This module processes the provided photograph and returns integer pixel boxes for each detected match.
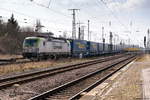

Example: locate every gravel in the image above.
[0,54,124,79]
[0,56,129,100]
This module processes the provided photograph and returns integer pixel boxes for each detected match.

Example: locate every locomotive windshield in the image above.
[24,39,39,47]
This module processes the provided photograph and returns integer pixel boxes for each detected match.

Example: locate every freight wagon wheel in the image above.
[43,55,48,60]
[54,55,58,60]
[51,55,57,60]
[30,58,39,61]
[36,54,43,61]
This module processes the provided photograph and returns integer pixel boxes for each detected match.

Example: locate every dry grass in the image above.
[0,54,122,76]
[0,58,90,76]
[0,54,21,59]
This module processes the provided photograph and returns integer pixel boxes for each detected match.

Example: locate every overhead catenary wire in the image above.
[29,0,73,33]
[105,0,134,42]
[0,0,72,26]
[0,7,72,32]
[47,0,52,8]
[113,0,133,28]
[77,0,109,24]
[97,0,130,32]
[30,0,71,19]
[1,1,130,35]
[29,0,125,34]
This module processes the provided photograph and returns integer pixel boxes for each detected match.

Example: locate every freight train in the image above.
[22,36,140,59]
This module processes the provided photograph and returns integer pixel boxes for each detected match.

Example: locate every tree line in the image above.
[0,14,39,54]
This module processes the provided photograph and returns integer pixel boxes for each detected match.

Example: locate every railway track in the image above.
[0,57,26,62]
[28,55,137,100]
[0,54,129,89]
[0,53,123,66]
[0,57,31,66]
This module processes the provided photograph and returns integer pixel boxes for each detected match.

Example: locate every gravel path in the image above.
[99,54,150,100]
[0,56,128,100]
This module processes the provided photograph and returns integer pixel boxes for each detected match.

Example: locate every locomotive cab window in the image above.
[24,39,39,47]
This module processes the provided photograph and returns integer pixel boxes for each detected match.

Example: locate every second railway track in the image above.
[0,53,126,66]
[0,57,31,66]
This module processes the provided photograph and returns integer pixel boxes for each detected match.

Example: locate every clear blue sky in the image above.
[0,0,149,46]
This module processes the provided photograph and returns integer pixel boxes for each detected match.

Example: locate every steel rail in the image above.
[0,57,31,66]
[0,54,128,89]
[69,56,136,100]
[28,55,136,100]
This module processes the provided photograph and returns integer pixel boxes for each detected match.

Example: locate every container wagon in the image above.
[87,41,99,56]
[69,39,87,57]
[98,43,104,55]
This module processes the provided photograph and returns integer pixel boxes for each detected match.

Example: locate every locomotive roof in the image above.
[25,36,69,43]
[25,37,45,40]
